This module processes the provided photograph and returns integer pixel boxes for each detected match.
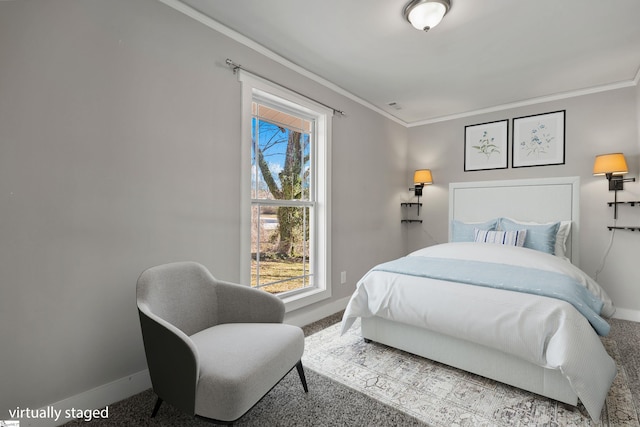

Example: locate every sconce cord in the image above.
[421,225,439,246]
[594,220,616,281]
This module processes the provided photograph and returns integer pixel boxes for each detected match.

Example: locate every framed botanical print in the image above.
[512,110,565,168]
[464,119,508,171]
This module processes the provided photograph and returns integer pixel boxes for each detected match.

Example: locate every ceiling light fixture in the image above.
[403,0,451,32]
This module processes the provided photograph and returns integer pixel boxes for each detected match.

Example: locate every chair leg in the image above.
[296,360,308,392]
[151,397,163,418]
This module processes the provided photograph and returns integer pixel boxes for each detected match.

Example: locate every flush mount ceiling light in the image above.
[403,0,451,32]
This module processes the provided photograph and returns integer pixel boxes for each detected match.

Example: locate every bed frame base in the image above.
[361,316,578,406]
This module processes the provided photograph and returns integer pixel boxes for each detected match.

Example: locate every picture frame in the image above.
[464,119,508,171]
[512,110,565,168]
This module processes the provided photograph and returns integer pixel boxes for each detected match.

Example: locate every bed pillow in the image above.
[499,218,560,255]
[474,229,527,247]
[450,219,498,242]
[554,221,572,258]
[499,218,571,258]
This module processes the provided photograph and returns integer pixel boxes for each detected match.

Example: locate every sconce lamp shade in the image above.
[593,153,628,176]
[414,169,433,185]
[403,0,451,32]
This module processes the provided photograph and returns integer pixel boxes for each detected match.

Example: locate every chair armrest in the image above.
[138,303,199,414]
[215,280,285,324]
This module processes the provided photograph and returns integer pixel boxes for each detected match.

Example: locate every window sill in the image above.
[281,286,331,313]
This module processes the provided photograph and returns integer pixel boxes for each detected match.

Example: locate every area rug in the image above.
[302,319,639,427]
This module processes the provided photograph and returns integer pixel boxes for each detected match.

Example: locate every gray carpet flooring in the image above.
[63,312,640,426]
[607,317,640,419]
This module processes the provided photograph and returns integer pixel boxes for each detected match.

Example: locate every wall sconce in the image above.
[412,169,433,196]
[410,169,433,215]
[593,153,636,219]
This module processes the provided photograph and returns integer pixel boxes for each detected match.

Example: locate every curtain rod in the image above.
[225,58,346,117]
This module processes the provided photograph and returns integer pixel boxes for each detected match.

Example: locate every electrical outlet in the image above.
[340,271,347,284]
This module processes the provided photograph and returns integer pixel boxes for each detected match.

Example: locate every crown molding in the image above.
[407,79,638,127]
[156,0,405,126]
[158,0,638,129]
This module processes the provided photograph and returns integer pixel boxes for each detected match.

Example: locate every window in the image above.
[239,72,331,311]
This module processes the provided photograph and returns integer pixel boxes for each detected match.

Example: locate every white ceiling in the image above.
[174,0,640,125]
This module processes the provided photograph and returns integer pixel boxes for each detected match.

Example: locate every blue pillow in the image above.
[451,219,498,242]
[499,218,560,255]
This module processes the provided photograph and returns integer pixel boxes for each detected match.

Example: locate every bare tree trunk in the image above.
[256,145,282,199]
[276,132,302,256]
[255,130,303,257]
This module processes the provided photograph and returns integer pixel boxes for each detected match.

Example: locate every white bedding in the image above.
[340,242,617,421]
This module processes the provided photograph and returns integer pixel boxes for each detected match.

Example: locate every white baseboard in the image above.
[284,295,350,327]
[16,370,151,427]
[613,307,640,323]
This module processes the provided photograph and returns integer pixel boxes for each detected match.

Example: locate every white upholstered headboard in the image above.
[449,177,580,264]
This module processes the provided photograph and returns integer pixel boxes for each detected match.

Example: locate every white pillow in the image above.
[474,228,527,247]
[499,218,571,258]
[555,221,572,258]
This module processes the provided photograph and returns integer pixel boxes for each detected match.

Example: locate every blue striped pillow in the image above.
[474,228,527,247]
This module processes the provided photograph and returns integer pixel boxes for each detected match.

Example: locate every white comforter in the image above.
[341,242,616,421]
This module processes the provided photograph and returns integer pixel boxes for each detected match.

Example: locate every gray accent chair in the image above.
[136,261,308,425]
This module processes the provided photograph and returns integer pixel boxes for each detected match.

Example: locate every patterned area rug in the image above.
[303,319,639,426]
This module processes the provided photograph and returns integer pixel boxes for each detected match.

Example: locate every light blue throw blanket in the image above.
[373,256,610,336]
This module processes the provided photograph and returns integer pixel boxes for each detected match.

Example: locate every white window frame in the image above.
[239,71,331,311]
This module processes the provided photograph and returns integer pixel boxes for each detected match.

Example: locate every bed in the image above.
[340,177,616,421]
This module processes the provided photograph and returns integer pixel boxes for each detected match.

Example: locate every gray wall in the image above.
[637,80,640,151]
[407,87,640,315]
[0,0,406,413]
